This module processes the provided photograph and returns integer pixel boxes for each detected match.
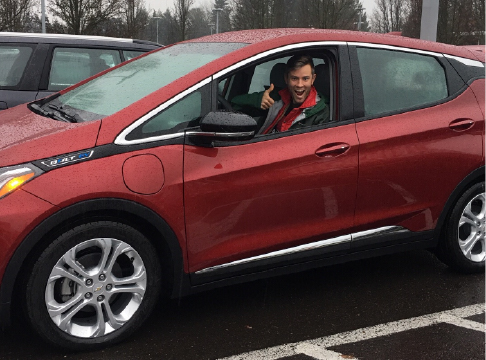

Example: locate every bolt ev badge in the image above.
[41,150,94,167]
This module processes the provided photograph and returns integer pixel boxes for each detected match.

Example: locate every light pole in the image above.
[213,8,222,34]
[356,7,363,31]
[41,0,46,33]
[153,17,162,44]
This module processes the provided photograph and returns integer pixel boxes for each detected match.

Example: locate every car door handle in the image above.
[315,143,350,158]
[449,118,475,132]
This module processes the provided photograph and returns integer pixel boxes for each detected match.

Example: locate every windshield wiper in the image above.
[48,104,82,123]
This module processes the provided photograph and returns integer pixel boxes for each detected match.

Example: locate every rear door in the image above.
[351,44,484,249]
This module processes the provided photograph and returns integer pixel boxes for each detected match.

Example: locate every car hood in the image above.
[0,105,101,167]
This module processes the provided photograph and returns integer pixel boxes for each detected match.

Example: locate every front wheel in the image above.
[24,221,161,350]
[438,182,485,273]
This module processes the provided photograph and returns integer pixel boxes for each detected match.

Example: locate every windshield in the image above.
[52,42,246,120]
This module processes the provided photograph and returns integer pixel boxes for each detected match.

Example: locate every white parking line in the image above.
[218,303,485,360]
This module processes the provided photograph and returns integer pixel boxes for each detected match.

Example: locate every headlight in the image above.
[0,164,44,199]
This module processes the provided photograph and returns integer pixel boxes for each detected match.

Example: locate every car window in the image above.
[123,50,145,61]
[126,83,211,140]
[54,42,246,119]
[356,48,448,117]
[48,47,122,91]
[0,45,33,87]
[220,52,333,133]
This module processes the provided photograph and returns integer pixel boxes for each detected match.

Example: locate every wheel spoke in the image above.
[104,241,132,275]
[463,204,480,224]
[46,293,84,317]
[62,248,91,278]
[92,302,106,337]
[57,299,90,332]
[96,238,113,273]
[112,267,146,287]
[104,302,127,330]
[48,265,83,285]
[460,232,481,258]
[459,214,477,228]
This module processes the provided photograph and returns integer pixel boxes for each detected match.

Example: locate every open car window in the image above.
[217,50,335,135]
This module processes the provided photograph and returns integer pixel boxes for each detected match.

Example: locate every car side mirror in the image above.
[187,111,258,142]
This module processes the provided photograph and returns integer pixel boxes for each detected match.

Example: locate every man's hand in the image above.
[261,83,275,110]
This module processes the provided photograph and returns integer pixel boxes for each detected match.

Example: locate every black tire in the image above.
[437,182,485,273]
[24,221,161,351]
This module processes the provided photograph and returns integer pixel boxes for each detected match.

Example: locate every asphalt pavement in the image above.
[0,249,484,359]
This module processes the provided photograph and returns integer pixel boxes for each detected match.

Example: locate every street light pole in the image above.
[356,7,363,31]
[153,17,162,44]
[213,8,222,34]
[41,0,46,33]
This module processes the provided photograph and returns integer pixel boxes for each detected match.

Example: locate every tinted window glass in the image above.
[55,42,246,119]
[357,48,448,117]
[49,47,122,91]
[123,50,145,60]
[0,45,33,87]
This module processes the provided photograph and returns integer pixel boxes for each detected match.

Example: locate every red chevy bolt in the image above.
[0,29,483,350]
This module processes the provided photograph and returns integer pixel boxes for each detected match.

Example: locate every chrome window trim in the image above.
[185,130,255,138]
[195,226,408,275]
[444,54,484,68]
[114,77,211,145]
[213,41,346,80]
[116,42,345,146]
[351,42,443,57]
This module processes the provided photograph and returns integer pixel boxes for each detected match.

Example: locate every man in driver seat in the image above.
[261,54,329,133]
[233,54,329,134]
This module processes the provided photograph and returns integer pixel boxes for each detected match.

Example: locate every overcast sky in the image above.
[147,0,376,20]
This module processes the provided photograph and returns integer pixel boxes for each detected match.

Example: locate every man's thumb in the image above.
[268,83,274,92]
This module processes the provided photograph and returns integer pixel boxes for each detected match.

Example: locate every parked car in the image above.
[0,32,161,110]
[0,29,484,350]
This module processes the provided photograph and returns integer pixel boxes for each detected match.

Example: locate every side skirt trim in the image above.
[195,226,406,275]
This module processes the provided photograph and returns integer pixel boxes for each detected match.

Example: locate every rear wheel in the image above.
[25,221,161,350]
[438,182,485,273]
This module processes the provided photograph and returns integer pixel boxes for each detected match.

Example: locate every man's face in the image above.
[285,64,316,106]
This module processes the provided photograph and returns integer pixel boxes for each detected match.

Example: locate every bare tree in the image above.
[173,0,194,41]
[49,0,122,34]
[123,0,149,39]
[0,0,33,31]
[371,0,408,33]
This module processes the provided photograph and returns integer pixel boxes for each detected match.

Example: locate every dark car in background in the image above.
[0,32,161,110]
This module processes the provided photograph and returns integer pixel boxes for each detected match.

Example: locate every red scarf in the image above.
[263,86,318,134]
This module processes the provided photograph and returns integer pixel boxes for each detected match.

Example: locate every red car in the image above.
[0,29,484,350]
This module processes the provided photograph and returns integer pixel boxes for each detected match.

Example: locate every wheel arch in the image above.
[434,165,485,244]
[0,198,186,328]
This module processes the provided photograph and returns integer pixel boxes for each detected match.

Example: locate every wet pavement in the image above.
[0,249,484,359]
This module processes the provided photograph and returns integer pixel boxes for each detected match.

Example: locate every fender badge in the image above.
[41,150,94,168]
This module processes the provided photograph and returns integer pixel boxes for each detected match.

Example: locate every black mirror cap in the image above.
[200,111,258,133]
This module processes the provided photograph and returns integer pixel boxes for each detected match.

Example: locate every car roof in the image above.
[0,32,161,49]
[186,28,479,61]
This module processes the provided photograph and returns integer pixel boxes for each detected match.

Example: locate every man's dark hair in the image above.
[285,54,315,77]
